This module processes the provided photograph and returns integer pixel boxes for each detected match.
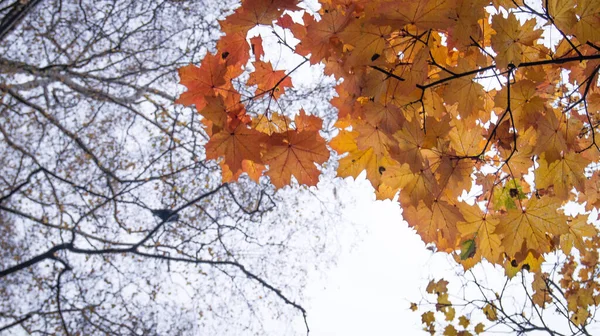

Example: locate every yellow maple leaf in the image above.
[445,306,456,321]
[571,307,590,327]
[495,197,568,256]
[474,323,485,334]
[251,112,291,135]
[437,293,452,311]
[532,272,552,308]
[535,152,588,199]
[491,13,543,68]
[483,304,497,321]
[457,202,503,265]
[494,79,546,131]
[448,119,486,157]
[422,311,435,325]
[330,128,359,155]
[573,0,600,44]
[426,278,449,294]
[560,215,598,254]
[444,325,458,336]
[504,250,544,278]
[442,58,486,119]
[547,0,577,35]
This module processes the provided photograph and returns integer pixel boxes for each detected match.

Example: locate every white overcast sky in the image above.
[302,177,433,335]
[298,176,600,336]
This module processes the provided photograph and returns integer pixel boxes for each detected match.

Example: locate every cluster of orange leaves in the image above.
[177,0,600,328]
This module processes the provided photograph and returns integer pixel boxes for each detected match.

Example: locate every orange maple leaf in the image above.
[373,0,455,32]
[205,123,265,174]
[294,109,322,132]
[262,129,329,188]
[295,4,354,64]
[392,117,425,172]
[220,0,300,34]
[338,18,393,67]
[360,100,406,135]
[382,162,439,208]
[247,61,293,99]
[403,199,463,252]
[217,31,251,67]
[355,119,397,157]
[250,35,265,60]
[177,53,241,110]
[200,93,247,128]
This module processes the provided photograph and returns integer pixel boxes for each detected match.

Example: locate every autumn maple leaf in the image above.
[247,61,293,99]
[177,53,242,110]
[495,197,569,256]
[263,129,329,188]
[457,202,503,265]
[491,13,543,68]
[205,123,265,174]
[219,0,300,34]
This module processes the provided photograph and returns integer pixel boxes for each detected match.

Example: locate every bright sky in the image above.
[297,177,600,336]
[287,175,467,336]
[303,178,432,335]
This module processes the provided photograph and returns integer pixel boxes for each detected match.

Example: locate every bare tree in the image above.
[0,1,343,335]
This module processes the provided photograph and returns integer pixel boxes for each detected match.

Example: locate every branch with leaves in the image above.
[176,0,600,332]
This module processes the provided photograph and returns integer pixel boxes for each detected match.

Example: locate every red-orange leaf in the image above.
[217,31,251,67]
[247,61,293,99]
[177,53,242,110]
[263,129,330,188]
[220,0,300,34]
[205,123,265,174]
[250,35,265,60]
[295,4,354,64]
[295,109,322,132]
